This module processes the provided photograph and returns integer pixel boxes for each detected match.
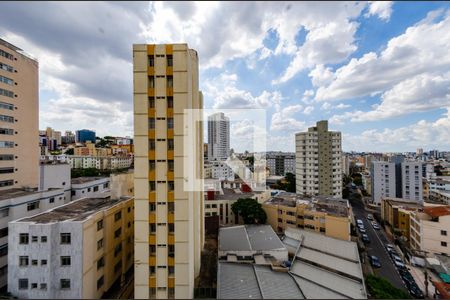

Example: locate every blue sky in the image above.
[0,1,449,153]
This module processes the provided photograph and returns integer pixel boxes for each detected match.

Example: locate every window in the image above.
[0,245,7,257]
[31,236,38,242]
[0,88,14,98]
[49,197,55,203]
[167,55,173,67]
[60,279,71,289]
[0,208,9,218]
[60,233,71,244]
[150,223,156,233]
[19,233,29,244]
[19,256,29,266]
[41,260,47,266]
[168,245,175,257]
[167,118,173,129]
[97,220,103,231]
[149,266,155,275]
[168,223,174,233]
[441,230,447,236]
[149,245,156,256]
[0,180,13,188]
[149,160,156,170]
[149,181,156,191]
[61,256,71,266]
[0,114,14,123]
[93,186,99,192]
[0,49,13,60]
[31,283,38,289]
[167,96,173,108]
[168,181,174,191]
[0,141,14,148]
[27,201,39,211]
[0,62,14,72]
[32,260,38,266]
[0,227,7,238]
[40,283,47,290]
[114,243,122,257]
[115,228,122,238]
[148,118,155,129]
[148,76,155,88]
[0,101,14,110]
[149,139,155,150]
[168,202,174,213]
[115,211,122,221]
[150,203,156,212]
[167,76,173,88]
[168,160,174,171]
[114,260,122,273]
[442,241,448,247]
[148,55,154,67]
[40,236,47,243]
[97,238,104,250]
[18,279,28,290]
[97,256,105,270]
[97,276,104,290]
[167,139,174,150]
[149,96,155,108]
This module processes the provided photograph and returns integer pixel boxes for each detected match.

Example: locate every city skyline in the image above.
[1,2,450,153]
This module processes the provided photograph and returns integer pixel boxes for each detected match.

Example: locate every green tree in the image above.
[366,275,411,299]
[284,172,296,193]
[231,198,267,224]
[64,148,74,155]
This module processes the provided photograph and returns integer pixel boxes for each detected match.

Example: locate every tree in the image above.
[366,274,411,299]
[231,198,267,224]
[284,172,296,193]
[64,148,74,155]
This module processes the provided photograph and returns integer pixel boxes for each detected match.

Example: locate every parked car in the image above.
[362,234,370,243]
[408,285,424,299]
[400,270,415,287]
[369,255,381,268]
[357,219,363,226]
[386,244,395,251]
[392,255,406,269]
[367,214,373,221]
[372,222,380,230]
[359,227,366,233]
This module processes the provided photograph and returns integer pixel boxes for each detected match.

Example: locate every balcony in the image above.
[168,191,174,202]
[148,108,156,117]
[167,171,174,181]
[149,170,156,180]
[149,192,156,202]
[148,150,155,160]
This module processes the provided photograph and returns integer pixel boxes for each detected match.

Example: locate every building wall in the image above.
[71,178,110,201]
[0,39,39,191]
[421,215,450,256]
[371,162,396,205]
[110,172,134,199]
[207,113,230,161]
[133,44,203,299]
[402,162,423,203]
[295,121,342,197]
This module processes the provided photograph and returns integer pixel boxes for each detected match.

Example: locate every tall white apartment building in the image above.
[295,120,342,197]
[207,112,229,161]
[402,161,423,203]
[371,161,396,205]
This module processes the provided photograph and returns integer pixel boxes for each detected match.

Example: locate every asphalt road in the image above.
[350,190,407,291]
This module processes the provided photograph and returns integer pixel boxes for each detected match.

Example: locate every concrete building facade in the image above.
[402,161,423,203]
[0,38,39,191]
[266,152,295,176]
[207,112,229,162]
[133,43,204,299]
[7,196,134,299]
[295,120,342,197]
[371,161,396,205]
[75,130,96,143]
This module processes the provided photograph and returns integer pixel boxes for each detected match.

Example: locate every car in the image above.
[356,219,363,226]
[372,223,380,230]
[400,271,416,287]
[367,214,373,221]
[362,234,370,243]
[392,255,406,269]
[408,285,424,299]
[359,227,366,233]
[369,255,381,268]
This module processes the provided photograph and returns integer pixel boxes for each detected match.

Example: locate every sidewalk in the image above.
[408,264,437,297]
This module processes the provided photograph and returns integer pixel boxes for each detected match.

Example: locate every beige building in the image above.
[381,197,422,241]
[0,38,39,191]
[133,44,204,299]
[410,205,450,256]
[8,196,134,299]
[295,120,342,197]
[262,192,352,241]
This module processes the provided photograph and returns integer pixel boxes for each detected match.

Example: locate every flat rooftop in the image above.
[0,188,60,201]
[383,197,422,208]
[219,225,286,252]
[17,196,131,223]
[215,188,257,200]
[71,177,108,184]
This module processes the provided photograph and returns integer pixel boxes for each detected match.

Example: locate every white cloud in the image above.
[335,103,351,109]
[271,105,306,131]
[343,108,450,152]
[309,64,335,87]
[315,10,450,102]
[303,106,314,115]
[365,1,393,21]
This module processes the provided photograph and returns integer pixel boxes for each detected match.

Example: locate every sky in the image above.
[1,1,449,153]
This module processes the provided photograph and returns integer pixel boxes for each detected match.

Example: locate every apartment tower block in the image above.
[133,44,204,299]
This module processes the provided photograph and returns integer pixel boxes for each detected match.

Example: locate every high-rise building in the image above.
[133,44,204,299]
[389,154,404,198]
[0,38,39,191]
[371,161,396,205]
[75,129,96,143]
[402,161,423,203]
[295,120,342,197]
[266,151,295,176]
[207,112,230,161]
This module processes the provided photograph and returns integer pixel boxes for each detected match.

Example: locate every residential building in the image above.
[8,196,134,299]
[62,131,75,145]
[362,173,371,195]
[389,155,404,198]
[67,155,132,170]
[71,177,110,200]
[342,154,350,175]
[0,38,39,191]
[283,228,367,299]
[266,151,295,176]
[262,192,352,241]
[410,206,450,256]
[430,190,450,204]
[207,112,229,161]
[75,129,96,143]
[371,161,396,205]
[133,43,204,299]
[381,197,422,241]
[204,161,234,181]
[417,148,424,156]
[295,120,342,197]
[402,161,423,203]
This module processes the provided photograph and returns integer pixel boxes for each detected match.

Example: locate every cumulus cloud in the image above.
[271,105,306,131]
[303,106,314,115]
[365,1,393,21]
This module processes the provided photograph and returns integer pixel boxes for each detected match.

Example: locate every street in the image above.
[350,189,407,291]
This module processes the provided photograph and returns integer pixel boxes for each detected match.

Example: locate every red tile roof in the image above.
[424,206,450,217]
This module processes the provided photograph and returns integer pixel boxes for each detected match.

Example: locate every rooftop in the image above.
[0,187,60,201]
[71,177,108,184]
[17,196,131,223]
[424,205,450,217]
[215,188,257,200]
[219,225,286,252]
[383,197,422,208]
[217,262,304,299]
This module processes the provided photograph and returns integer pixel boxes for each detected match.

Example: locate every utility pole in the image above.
[424,267,429,298]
